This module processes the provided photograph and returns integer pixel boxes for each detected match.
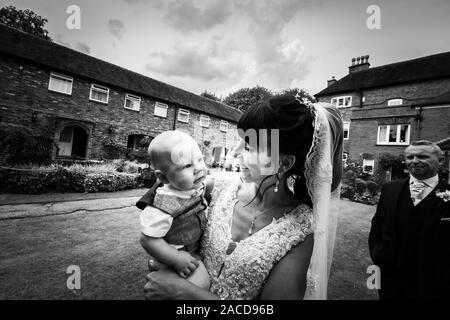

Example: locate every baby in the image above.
[136,131,212,289]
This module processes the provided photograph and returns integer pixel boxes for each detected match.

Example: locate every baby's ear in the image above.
[154,170,169,184]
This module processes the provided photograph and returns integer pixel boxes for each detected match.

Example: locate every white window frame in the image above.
[343,121,350,140]
[331,96,352,108]
[178,109,190,123]
[154,102,168,118]
[377,124,410,145]
[220,120,228,133]
[124,93,141,111]
[363,159,375,175]
[200,115,210,128]
[387,98,403,106]
[48,72,73,95]
[89,84,109,104]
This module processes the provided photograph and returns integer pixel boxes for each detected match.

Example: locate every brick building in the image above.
[0,24,241,165]
[315,53,450,182]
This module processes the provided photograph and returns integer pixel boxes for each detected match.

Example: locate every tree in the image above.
[0,5,52,41]
[223,86,272,113]
[223,86,316,112]
[200,91,221,102]
[272,88,315,103]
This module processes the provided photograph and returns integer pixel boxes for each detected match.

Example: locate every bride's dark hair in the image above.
[237,95,315,207]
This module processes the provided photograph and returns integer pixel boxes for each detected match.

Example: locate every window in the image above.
[89,84,109,104]
[127,134,148,150]
[48,73,73,95]
[331,96,352,108]
[377,124,410,145]
[154,102,168,118]
[343,122,350,140]
[220,120,228,132]
[387,99,403,106]
[363,159,375,175]
[124,94,141,111]
[200,115,210,128]
[178,109,190,123]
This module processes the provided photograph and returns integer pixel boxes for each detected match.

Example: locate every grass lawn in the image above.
[0,207,147,299]
[328,199,379,300]
[0,198,379,299]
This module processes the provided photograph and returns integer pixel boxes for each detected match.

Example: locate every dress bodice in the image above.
[200,172,314,300]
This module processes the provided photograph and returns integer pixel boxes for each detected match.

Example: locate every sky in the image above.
[2,0,450,98]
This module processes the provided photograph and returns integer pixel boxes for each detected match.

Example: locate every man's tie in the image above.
[410,181,427,201]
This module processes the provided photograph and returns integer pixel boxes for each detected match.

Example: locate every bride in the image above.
[144,95,343,300]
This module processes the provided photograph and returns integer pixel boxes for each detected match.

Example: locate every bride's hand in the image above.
[147,257,162,272]
[144,269,186,300]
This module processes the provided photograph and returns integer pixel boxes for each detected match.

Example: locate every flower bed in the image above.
[0,164,142,194]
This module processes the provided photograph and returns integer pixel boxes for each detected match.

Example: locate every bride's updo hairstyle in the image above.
[237,95,315,207]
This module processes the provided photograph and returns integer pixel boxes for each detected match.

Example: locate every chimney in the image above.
[348,55,370,73]
[327,76,337,87]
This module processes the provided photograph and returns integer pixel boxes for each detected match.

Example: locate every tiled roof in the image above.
[437,137,450,150]
[0,23,242,122]
[316,51,450,97]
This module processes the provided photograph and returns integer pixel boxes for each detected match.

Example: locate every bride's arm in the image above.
[144,268,220,300]
[259,234,314,300]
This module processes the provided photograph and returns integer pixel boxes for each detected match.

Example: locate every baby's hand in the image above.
[173,251,199,278]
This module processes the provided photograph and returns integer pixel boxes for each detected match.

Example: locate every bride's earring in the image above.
[274,173,280,193]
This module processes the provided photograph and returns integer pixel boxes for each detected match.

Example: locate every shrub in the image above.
[83,172,139,192]
[0,163,141,194]
[366,180,379,196]
[355,178,367,194]
[343,169,357,184]
[0,123,43,164]
[0,167,58,194]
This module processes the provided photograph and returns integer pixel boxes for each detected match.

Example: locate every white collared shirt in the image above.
[409,174,439,206]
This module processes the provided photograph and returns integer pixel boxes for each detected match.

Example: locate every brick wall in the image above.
[0,55,238,161]
[317,77,450,171]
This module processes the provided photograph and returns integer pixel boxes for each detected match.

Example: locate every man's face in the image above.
[404,145,441,180]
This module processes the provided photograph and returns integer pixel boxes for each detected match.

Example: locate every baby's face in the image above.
[163,140,207,191]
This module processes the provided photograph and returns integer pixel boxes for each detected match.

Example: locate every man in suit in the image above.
[369,140,450,299]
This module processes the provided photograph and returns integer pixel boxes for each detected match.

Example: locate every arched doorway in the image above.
[58,126,88,158]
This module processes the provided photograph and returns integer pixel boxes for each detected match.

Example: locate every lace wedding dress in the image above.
[200,172,314,300]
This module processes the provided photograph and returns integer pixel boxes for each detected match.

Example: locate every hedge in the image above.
[0,166,141,194]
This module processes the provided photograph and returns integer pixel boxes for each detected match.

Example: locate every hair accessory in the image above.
[294,93,314,109]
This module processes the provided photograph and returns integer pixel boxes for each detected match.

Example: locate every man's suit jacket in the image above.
[368,177,450,299]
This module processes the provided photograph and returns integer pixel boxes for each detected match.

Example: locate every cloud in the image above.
[160,0,232,32]
[108,19,125,39]
[76,42,90,54]
[145,36,245,91]
[228,0,312,91]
